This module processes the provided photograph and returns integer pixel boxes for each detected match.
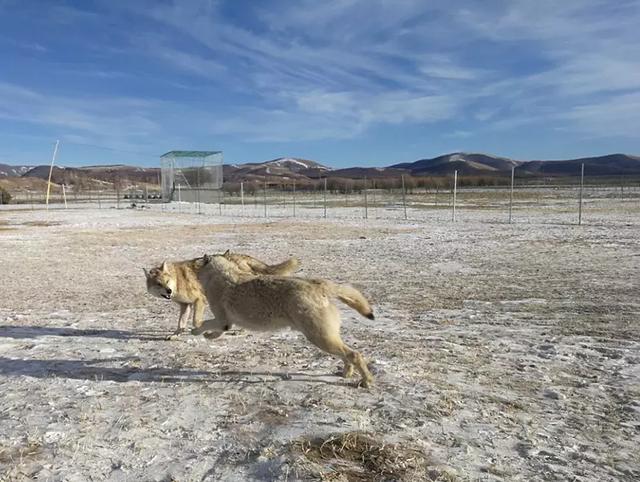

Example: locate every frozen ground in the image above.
[0,202,638,481]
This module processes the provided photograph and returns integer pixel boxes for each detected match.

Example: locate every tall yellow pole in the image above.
[46,140,60,209]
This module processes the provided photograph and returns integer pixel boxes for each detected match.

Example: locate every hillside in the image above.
[389,152,640,177]
[0,163,33,177]
[326,167,408,179]
[22,164,160,187]
[224,157,330,183]
[390,153,520,175]
[1,153,639,196]
[519,154,640,176]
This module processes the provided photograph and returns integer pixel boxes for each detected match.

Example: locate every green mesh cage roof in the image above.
[160,150,222,158]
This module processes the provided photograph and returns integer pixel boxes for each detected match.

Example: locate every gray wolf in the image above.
[192,252,375,387]
[144,252,300,339]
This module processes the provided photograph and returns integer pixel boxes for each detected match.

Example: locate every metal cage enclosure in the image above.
[160,150,223,203]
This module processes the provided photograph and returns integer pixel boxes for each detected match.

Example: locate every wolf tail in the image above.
[329,283,375,320]
[263,257,300,275]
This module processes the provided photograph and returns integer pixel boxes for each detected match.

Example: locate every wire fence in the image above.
[3,173,639,226]
[1,140,638,225]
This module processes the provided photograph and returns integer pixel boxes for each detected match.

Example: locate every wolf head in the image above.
[143,261,175,300]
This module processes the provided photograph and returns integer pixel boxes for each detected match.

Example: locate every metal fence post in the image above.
[313,183,317,210]
[578,163,584,225]
[452,170,458,222]
[372,179,376,217]
[508,166,515,224]
[282,183,286,212]
[401,175,407,220]
[363,177,368,220]
[240,182,245,216]
[323,178,327,218]
[292,179,296,218]
[264,178,268,218]
[196,166,201,215]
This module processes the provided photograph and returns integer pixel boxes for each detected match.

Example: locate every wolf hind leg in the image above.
[342,363,355,378]
[191,298,206,329]
[303,312,373,388]
[191,317,228,338]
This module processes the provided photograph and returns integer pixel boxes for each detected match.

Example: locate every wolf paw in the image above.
[357,378,373,389]
[340,365,355,378]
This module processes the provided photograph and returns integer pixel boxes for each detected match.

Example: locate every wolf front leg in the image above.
[166,303,192,340]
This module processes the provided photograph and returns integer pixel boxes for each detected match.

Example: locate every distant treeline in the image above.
[219,173,640,195]
[222,175,521,195]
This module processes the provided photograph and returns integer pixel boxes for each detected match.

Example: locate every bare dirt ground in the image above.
[0,201,638,481]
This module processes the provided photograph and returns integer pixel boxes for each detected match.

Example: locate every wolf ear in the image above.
[160,260,168,272]
[223,249,230,257]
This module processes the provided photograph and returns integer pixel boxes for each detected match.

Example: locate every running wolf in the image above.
[144,252,299,339]
[192,252,375,387]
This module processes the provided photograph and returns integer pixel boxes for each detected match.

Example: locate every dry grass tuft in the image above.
[0,439,43,479]
[290,431,452,481]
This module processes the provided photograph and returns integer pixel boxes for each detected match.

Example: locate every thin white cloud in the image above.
[3,0,640,151]
[561,92,640,138]
[130,0,640,142]
[0,81,164,151]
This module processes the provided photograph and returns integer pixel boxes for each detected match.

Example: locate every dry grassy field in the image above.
[0,199,638,481]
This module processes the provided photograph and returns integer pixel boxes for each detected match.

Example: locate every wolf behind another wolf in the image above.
[144,252,299,339]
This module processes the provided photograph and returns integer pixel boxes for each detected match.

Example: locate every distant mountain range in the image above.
[224,157,329,182]
[0,163,32,177]
[2,153,639,191]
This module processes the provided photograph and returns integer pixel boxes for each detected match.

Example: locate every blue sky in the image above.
[1,0,639,167]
